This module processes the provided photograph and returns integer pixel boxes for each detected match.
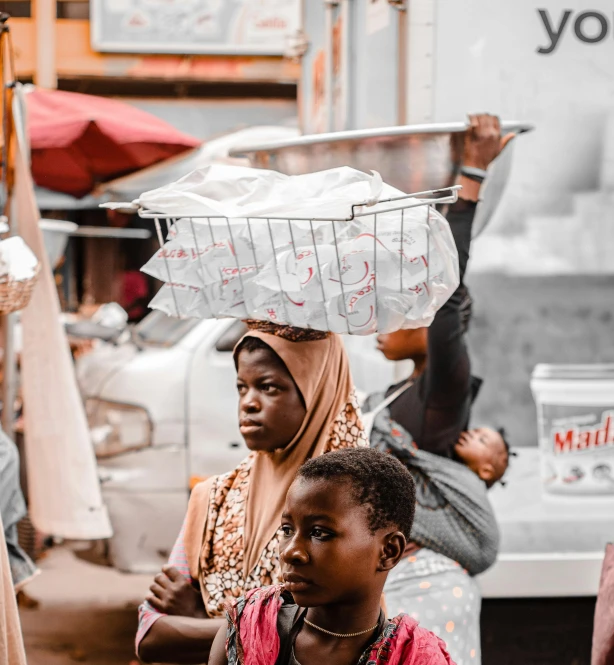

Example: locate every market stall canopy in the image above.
[25,88,200,197]
[96,125,299,202]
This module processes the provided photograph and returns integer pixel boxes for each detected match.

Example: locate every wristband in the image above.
[460,166,487,183]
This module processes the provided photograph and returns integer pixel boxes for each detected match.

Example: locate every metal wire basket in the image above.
[138,186,460,335]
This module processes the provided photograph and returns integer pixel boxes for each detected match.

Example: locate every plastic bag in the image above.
[139,165,459,335]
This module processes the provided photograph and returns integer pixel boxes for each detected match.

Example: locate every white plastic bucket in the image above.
[531,364,614,496]
[40,219,78,269]
[0,218,78,268]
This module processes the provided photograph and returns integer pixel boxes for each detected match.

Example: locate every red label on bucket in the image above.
[553,411,614,454]
[539,404,614,495]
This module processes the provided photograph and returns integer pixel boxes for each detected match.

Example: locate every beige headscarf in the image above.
[184,330,367,616]
[0,515,27,665]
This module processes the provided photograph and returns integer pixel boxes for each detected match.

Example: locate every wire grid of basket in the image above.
[139,186,460,334]
[0,263,40,315]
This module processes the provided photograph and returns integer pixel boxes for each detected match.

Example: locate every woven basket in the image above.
[0,263,40,315]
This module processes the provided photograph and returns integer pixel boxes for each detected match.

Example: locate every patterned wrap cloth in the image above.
[243,320,329,342]
[363,393,499,576]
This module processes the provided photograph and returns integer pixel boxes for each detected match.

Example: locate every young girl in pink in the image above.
[209,448,454,665]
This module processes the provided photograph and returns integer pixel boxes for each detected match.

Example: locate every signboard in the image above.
[331,11,346,131]
[90,0,300,55]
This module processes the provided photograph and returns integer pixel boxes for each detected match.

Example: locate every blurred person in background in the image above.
[364,115,514,665]
[373,115,513,479]
[107,208,155,322]
[0,428,38,592]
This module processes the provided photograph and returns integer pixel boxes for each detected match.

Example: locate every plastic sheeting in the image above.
[15,88,112,540]
[138,164,460,334]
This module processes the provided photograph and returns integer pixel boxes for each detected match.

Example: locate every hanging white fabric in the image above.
[14,85,112,540]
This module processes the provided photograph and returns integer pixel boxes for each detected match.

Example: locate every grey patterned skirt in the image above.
[0,433,38,589]
[383,548,482,665]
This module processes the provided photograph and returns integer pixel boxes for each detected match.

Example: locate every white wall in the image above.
[429,0,614,270]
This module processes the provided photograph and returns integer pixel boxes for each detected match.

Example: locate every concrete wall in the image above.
[466,274,614,447]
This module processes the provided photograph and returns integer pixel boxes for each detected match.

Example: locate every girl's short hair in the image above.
[297,448,416,539]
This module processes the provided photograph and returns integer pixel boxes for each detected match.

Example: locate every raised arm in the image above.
[427,114,507,383]
[408,116,513,454]
[420,198,475,402]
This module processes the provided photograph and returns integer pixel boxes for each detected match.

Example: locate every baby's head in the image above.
[454,427,511,487]
[280,448,416,608]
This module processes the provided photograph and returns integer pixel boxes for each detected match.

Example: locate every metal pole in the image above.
[1,316,16,436]
[0,17,15,437]
[397,3,408,125]
[1,198,18,437]
[405,0,436,123]
[296,0,306,133]
[338,0,351,131]
[34,0,57,89]
[323,0,337,133]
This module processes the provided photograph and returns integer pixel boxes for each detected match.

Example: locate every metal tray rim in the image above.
[229,121,535,156]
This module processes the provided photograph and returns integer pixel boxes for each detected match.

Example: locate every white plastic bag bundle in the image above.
[0,237,38,282]
[139,165,459,335]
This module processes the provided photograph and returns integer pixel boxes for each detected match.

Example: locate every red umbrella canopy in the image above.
[26,88,200,197]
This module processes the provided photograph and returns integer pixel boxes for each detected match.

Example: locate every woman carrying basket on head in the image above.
[364,114,516,665]
[136,324,367,664]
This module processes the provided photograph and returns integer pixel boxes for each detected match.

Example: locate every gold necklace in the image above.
[303,617,379,639]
